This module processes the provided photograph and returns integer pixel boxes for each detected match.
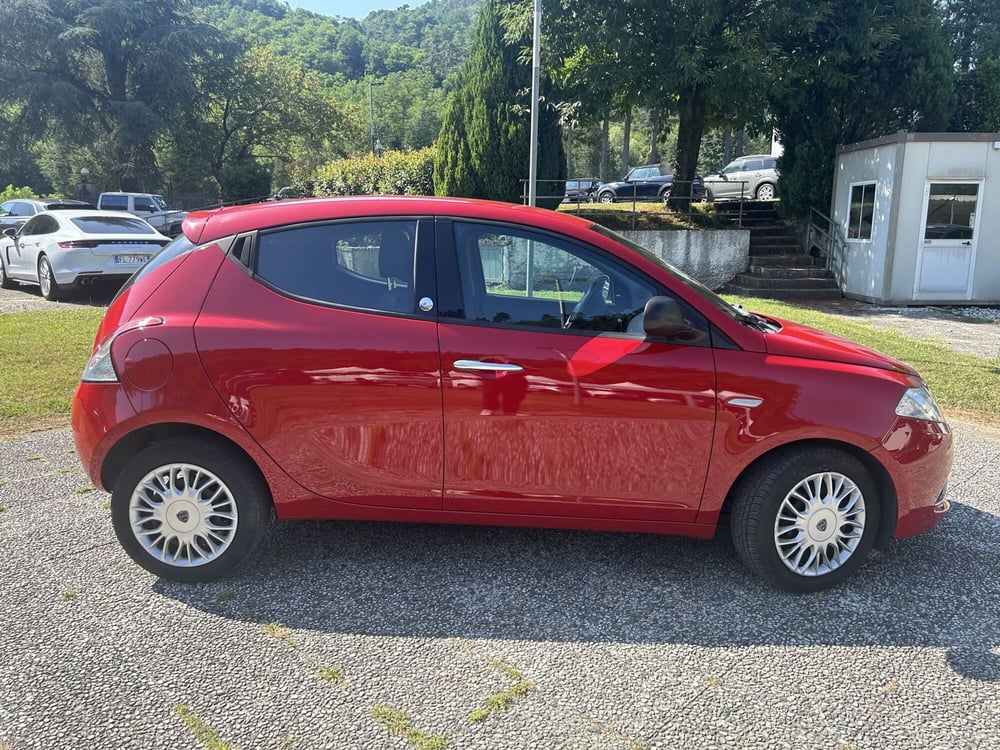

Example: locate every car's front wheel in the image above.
[730,447,879,592]
[0,258,14,289]
[37,255,62,301]
[111,437,272,582]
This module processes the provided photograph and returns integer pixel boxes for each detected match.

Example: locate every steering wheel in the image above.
[564,274,610,328]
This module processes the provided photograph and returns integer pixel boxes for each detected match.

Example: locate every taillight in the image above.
[58,240,99,249]
[81,316,165,383]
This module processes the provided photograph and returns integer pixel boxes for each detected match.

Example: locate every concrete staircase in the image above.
[718,203,842,301]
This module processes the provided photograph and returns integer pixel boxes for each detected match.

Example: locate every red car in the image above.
[71,197,952,592]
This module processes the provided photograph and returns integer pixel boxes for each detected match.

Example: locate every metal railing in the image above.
[807,206,848,285]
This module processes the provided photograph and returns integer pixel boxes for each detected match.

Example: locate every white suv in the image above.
[703,154,779,201]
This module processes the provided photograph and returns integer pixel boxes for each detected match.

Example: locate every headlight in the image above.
[895,386,945,423]
[81,316,164,383]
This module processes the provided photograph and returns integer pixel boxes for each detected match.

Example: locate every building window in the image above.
[848,182,875,240]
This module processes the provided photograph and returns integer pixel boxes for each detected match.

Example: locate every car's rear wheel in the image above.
[0,258,14,289]
[598,192,615,204]
[730,447,879,593]
[111,437,272,582]
[755,183,776,201]
[37,255,62,301]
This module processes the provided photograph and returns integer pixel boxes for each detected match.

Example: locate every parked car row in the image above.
[564,154,780,204]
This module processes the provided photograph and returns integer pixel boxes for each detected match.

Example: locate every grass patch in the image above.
[727,296,1000,420]
[371,705,448,750]
[468,659,535,723]
[317,666,345,684]
[261,622,291,641]
[175,705,232,750]
[59,590,80,601]
[0,307,103,432]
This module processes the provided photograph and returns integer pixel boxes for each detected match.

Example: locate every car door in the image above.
[8,214,54,279]
[195,218,445,510]
[436,219,718,522]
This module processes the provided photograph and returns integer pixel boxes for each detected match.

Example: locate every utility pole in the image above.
[527,0,541,206]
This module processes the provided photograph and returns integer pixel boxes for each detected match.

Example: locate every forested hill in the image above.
[194,0,480,84]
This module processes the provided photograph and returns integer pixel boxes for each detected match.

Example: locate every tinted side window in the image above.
[764,157,777,169]
[133,197,155,212]
[453,222,660,334]
[256,220,417,313]
[746,159,765,171]
[0,201,14,216]
[11,202,36,216]
[21,215,59,235]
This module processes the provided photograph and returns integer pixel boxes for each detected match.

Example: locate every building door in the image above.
[914,181,982,300]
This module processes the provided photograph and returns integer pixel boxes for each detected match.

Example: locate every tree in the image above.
[0,0,225,190]
[162,46,353,200]
[542,1,773,202]
[434,0,565,203]
[769,0,955,215]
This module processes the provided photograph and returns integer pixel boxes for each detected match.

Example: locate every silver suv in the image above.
[703,154,778,201]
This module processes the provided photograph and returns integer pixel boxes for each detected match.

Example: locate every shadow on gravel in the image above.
[154,502,999,683]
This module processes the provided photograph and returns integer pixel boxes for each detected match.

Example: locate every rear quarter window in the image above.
[71,216,158,234]
[100,196,129,211]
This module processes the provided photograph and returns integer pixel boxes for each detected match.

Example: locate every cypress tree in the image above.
[434,0,565,204]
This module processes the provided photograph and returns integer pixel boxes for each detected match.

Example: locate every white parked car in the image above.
[97,192,187,237]
[0,210,170,300]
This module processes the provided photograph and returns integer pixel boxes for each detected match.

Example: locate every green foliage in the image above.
[0,185,38,201]
[310,148,435,197]
[769,0,955,216]
[0,0,227,190]
[220,160,272,202]
[434,0,565,202]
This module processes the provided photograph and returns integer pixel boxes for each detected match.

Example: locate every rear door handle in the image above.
[454,359,524,373]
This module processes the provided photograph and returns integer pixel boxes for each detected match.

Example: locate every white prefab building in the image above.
[828,131,1000,304]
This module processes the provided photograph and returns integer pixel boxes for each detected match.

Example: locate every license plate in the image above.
[114,254,150,265]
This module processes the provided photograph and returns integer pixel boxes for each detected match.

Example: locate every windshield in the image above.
[586,223,745,322]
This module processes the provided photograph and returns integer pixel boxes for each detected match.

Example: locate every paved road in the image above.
[0,421,997,749]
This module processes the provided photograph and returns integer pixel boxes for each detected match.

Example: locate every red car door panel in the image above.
[196,222,443,509]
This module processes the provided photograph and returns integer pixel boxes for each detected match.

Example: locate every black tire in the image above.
[598,191,615,204]
[111,436,273,582]
[38,255,62,301]
[0,258,14,289]
[730,447,880,593]
[659,187,672,203]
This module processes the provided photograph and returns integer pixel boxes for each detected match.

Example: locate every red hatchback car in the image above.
[72,197,952,592]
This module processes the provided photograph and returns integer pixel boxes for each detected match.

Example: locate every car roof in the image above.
[182,196,598,246]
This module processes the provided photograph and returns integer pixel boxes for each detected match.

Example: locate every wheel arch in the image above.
[720,438,897,548]
[100,422,272,507]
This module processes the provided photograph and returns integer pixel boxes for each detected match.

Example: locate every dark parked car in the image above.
[595,164,706,203]
[73,196,952,592]
[0,198,94,234]
[563,179,599,203]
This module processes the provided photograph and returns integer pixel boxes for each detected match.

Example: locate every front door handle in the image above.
[962,241,972,246]
[454,359,524,373]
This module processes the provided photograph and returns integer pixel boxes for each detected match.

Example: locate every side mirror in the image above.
[642,296,690,338]
[3,226,18,238]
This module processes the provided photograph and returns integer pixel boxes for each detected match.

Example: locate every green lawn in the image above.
[0,307,104,435]
[1,300,997,438]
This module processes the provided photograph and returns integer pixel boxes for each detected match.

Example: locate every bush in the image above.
[0,185,39,202]
[309,148,435,197]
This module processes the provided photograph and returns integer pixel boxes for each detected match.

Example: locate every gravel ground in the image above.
[0,423,997,749]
